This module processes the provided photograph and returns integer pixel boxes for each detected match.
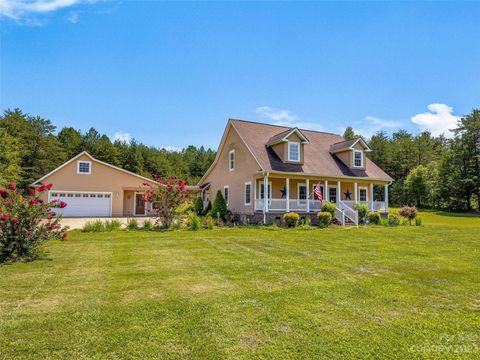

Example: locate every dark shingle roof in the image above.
[329,138,363,153]
[230,119,392,181]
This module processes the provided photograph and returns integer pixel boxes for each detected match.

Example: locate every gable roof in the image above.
[229,119,392,181]
[31,151,158,186]
[330,137,371,153]
[266,127,309,146]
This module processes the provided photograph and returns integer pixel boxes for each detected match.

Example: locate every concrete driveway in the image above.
[61,217,157,230]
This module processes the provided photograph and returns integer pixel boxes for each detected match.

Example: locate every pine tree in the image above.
[211,190,227,220]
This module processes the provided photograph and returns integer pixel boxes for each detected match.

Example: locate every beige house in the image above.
[32,152,158,217]
[198,119,393,225]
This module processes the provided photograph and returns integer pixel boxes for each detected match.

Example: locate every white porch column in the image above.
[370,183,374,211]
[324,180,328,202]
[263,175,268,224]
[337,180,341,204]
[286,178,290,212]
[384,184,389,213]
[264,175,269,213]
[306,178,310,212]
[354,182,358,203]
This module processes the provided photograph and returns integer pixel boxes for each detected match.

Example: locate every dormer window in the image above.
[229,150,235,171]
[288,141,300,162]
[353,150,363,168]
[77,161,91,174]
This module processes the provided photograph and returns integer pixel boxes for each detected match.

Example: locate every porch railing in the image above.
[254,199,324,212]
[254,198,386,213]
[342,200,387,212]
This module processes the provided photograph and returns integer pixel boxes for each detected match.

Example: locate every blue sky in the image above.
[1,1,479,150]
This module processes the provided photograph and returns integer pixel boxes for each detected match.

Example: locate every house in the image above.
[198,119,393,225]
[32,151,160,217]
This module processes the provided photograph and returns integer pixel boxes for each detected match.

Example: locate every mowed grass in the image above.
[0,212,479,359]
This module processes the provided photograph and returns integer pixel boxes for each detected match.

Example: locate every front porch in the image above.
[253,175,389,225]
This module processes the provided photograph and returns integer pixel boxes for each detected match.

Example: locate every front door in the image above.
[135,193,145,215]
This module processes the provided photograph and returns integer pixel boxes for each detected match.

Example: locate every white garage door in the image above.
[49,191,112,217]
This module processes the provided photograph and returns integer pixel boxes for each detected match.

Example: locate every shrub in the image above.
[194,197,204,215]
[187,212,201,231]
[317,211,332,228]
[211,190,227,220]
[203,200,212,216]
[127,218,138,230]
[388,213,400,226]
[399,206,418,225]
[354,203,368,224]
[104,219,122,231]
[283,212,300,228]
[144,176,189,228]
[81,219,105,232]
[321,202,336,218]
[367,211,381,225]
[204,215,215,230]
[415,217,422,226]
[143,219,153,230]
[378,217,389,226]
[0,183,68,262]
[302,216,312,227]
[176,201,193,214]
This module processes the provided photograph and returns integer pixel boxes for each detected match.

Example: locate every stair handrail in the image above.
[338,200,358,226]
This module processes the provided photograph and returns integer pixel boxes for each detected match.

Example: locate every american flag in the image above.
[314,182,323,202]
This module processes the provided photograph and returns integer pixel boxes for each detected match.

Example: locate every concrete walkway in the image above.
[61,217,157,230]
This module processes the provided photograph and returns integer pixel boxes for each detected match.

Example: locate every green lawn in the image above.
[1,212,479,359]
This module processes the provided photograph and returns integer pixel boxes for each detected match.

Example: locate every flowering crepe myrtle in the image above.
[0,183,69,261]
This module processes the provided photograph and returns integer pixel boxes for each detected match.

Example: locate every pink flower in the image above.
[36,199,44,204]
[38,184,46,192]
[171,175,176,179]
[142,182,152,187]
[28,188,36,196]
[0,215,8,221]
[11,217,19,224]
[45,184,53,190]
[0,190,7,199]
[7,183,16,190]
[59,201,67,209]
[29,200,36,206]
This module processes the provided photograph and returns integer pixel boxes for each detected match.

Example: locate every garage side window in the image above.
[77,161,91,174]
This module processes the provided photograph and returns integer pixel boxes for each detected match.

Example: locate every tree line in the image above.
[344,108,479,211]
[0,108,216,188]
[1,107,478,211]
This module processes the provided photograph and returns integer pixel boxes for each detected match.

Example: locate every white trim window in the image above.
[259,181,272,200]
[224,185,229,205]
[288,141,300,162]
[77,160,91,174]
[244,182,251,206]
[229,149,235,171]
[359,187,368,202]
[353,150,363,168]
[329,186,337,203]
[298,183,307,200]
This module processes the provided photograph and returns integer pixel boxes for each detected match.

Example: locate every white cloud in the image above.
[0,0,99,20]
[162,145,181,153]
[349,115,404,138]
[67,10,79,23]
[411,103,460,138]
[256,106,298,123]
[112,132,131,143]
[256,106,325,132]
